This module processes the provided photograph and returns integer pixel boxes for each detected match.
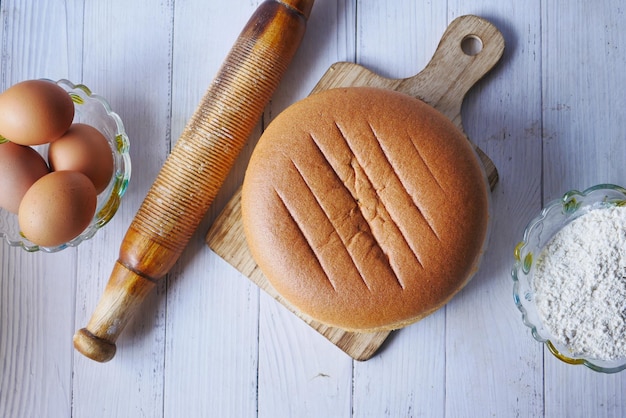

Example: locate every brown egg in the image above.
[18,171,97,247]
[0,141,50,213]
[0,79,75,145]
[48,123,114,193]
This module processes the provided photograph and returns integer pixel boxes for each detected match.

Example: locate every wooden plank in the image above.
[0,2,83,417]
[542,0,626,415]
[443,2,545,417]
[257,291,354,418]
[162,1,260,417]
[70,1,172,417]
[255,3,359,417]
[350,2,449,415]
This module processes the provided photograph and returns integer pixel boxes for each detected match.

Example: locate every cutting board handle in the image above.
[310,15,504,189]
[399,15,505,128]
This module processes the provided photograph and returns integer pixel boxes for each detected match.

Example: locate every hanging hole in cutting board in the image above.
[461,34,483,56]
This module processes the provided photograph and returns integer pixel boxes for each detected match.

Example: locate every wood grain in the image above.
[206,14,504,361]
[3,1,626,417]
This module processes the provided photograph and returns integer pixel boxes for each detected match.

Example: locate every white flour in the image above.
[533,205,626,361]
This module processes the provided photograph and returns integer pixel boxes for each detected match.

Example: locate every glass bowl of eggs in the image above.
[0,79,131,252]
[512,184,626,373]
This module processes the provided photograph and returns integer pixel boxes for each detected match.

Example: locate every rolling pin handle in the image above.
[74,261,157,362]
[73,328,117,363]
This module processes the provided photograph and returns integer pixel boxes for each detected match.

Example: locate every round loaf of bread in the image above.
[241,87,490,332]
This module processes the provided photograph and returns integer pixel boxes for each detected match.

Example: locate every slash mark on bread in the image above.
[273,186,338,292]
[333,120,425,278]
[366,121,442,243]
[288,151,380,292]
[405,127,445,193]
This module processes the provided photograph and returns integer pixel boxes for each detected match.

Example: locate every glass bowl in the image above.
[512,184,626,373]
[0,79,131,252]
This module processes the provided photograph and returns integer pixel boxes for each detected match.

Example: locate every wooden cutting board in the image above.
[205,15,504,361]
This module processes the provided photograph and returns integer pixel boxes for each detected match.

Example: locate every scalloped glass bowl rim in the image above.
[512,183,626,373]
[0,78,131,252]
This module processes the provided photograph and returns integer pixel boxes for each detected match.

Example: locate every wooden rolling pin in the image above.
[73,0,315,362]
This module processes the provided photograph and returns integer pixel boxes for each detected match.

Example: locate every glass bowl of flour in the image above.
[513,184,626,373]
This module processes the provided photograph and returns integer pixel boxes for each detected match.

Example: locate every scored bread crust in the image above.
[241,87,490,332]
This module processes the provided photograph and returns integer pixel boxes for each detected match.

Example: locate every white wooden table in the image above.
[2,0,626,417]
